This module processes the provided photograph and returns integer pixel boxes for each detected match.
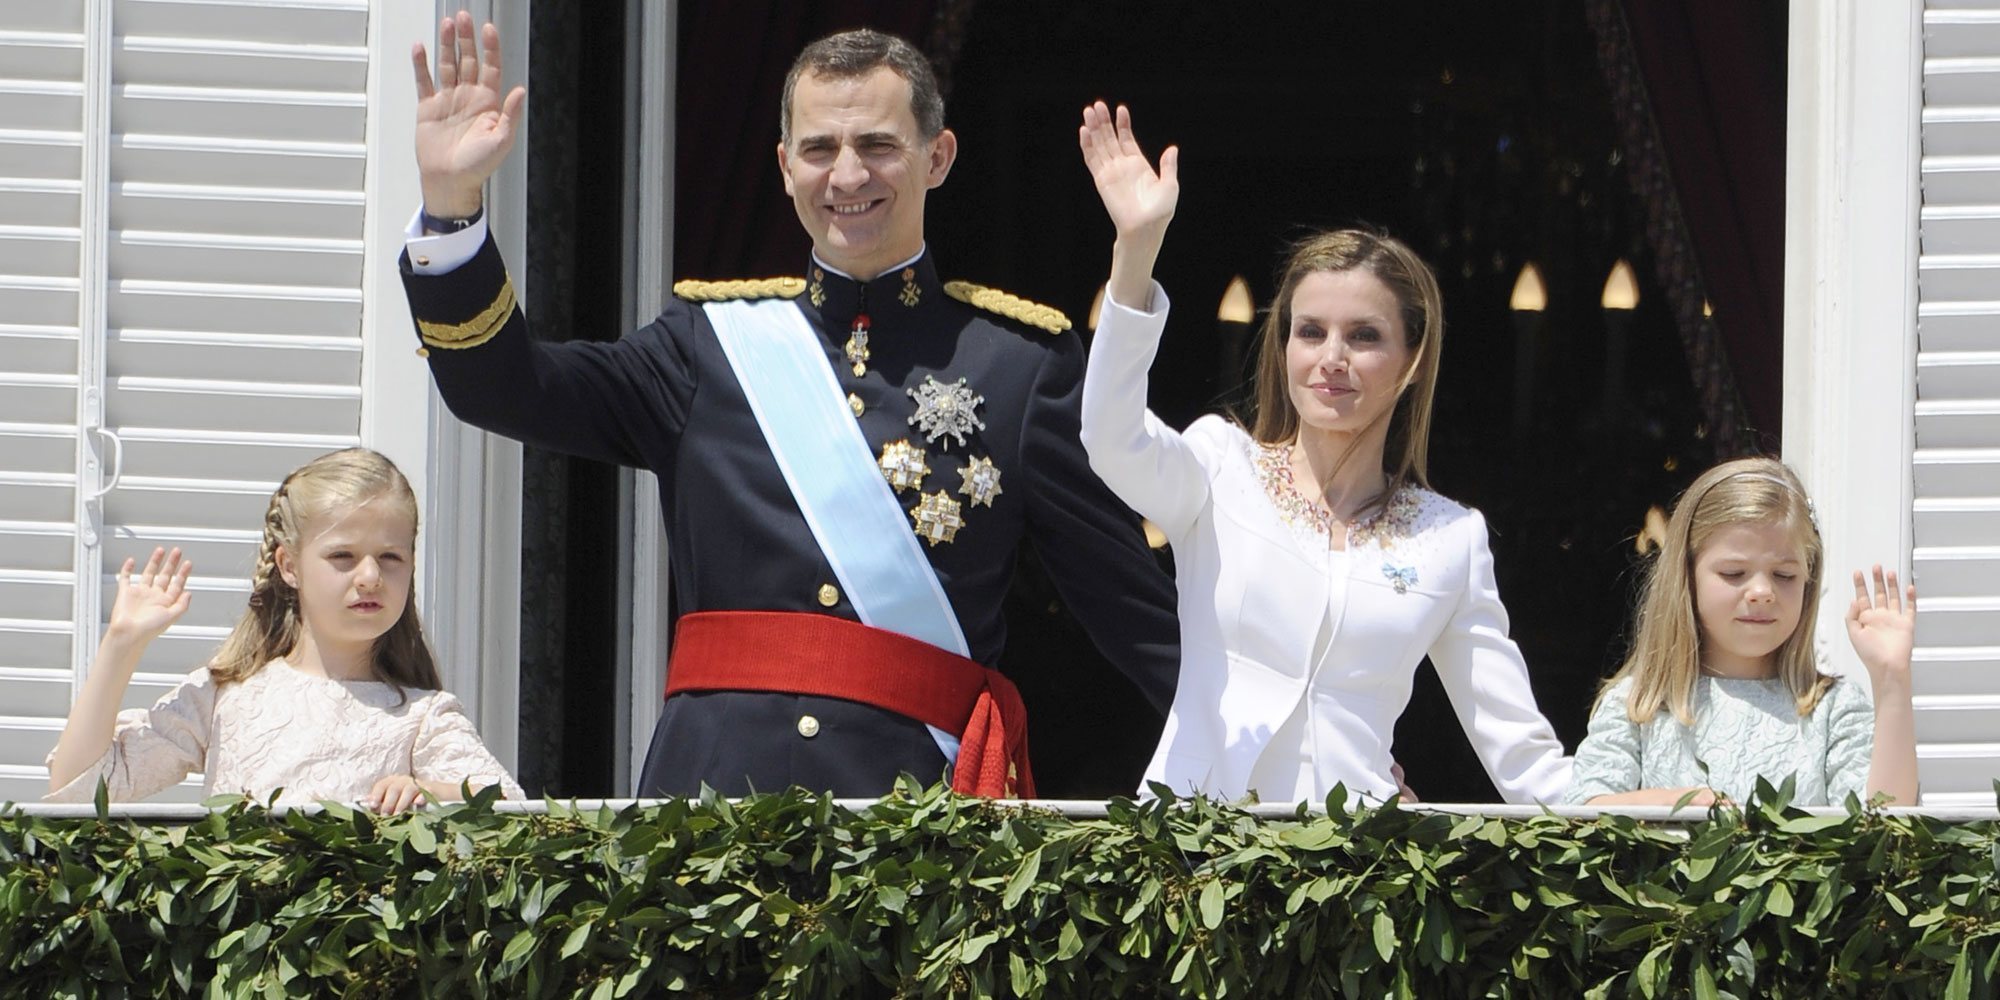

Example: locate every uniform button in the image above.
[796,715,820,738]
[414,255,431,267]
[847,393,865,417]
[817,583,840,607]
[414,347,430,358]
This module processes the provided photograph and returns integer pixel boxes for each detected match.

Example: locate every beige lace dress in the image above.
[45,658,524,806]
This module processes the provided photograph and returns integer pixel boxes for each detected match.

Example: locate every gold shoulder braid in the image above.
[673,277,807,302]
[418,277,517,351]
[943,281,1071,335]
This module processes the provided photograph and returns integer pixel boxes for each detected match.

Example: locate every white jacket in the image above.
[1080,285,1572,804]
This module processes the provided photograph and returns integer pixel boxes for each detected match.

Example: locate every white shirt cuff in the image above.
[404,208,488,275]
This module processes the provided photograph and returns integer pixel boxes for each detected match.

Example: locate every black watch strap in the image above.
[421,204,484,234]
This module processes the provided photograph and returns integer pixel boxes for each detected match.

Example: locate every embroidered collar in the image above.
[1251,441,1421,547]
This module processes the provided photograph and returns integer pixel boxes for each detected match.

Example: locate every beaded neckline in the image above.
[1251,442,1421,547]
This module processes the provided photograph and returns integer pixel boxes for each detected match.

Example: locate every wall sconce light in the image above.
[1217,276,1255,324]
[1509,262,1546,443]
[1601,258,1638,422]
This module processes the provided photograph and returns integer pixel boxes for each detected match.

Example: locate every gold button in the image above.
[414,347,430,358]
[796,715,820,738]
[816,583,839,606]
[415,255,431,267]
[847,393,864,417]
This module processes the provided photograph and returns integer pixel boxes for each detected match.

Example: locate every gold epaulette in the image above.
[673,277,807,302]
[418,277,517,351]
[943,281,1071,335]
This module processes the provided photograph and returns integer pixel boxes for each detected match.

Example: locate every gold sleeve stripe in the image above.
[942,281,1071,335]
[418,279,517,350]
[673,277,807,301]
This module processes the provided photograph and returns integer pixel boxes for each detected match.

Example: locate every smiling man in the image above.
[397,16,1178,798]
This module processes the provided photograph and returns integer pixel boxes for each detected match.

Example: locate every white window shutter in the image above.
[1916,2,2000,807]
[0,1,87,803]
[0,0,372,804]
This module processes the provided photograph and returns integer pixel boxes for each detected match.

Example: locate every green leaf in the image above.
[1765,881,1794,918]
[959,931,999,964]
[1003,847,1041,908]
[501,930,537,966]
[560,922,593,960]
[1199,879,1225,931]
[407,820,437,855]
[1372,910,1396,963]
[1692,956,1718,1000]
[1944,942,1972,1000]
[1057,920,1083,961]
[1776,815,1848,835]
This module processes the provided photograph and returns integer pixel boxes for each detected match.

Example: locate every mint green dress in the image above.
[1563,674,1875,806]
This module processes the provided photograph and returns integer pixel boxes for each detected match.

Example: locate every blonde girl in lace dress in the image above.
[46,448,522,812]
[1076,103,1570,805]
[1564,458,1919,807]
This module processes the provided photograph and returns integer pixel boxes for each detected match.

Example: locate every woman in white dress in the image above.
[1076,103,1570,804]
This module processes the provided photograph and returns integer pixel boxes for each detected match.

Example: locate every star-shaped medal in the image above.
[907,375,986,448]
[911,490,964,546]
[877,439,930,493]
[957,456,1003,508]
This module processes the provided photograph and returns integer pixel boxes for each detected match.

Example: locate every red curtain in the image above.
[1618,0,1788,446]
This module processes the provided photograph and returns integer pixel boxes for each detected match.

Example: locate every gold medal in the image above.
[911,490,965,546]
[957,456,1003,508]
[878,439,930,493]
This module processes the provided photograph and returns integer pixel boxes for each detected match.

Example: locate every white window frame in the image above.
[358,0,528,771]
[1782,0,1922,690]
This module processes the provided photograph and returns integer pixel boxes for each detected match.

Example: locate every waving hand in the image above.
[1079,102,1178,311]
[410,11,526,218]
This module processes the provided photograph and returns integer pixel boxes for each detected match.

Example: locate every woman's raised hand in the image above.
[1846,565,1916,686]
[409,11,526,218]
[1079,102,1179,248]
[107,547,193,646]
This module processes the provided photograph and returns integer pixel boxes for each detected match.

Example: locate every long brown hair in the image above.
[1244,228,1445,517]
[209,448,442,696]
[1601,457,1832,724]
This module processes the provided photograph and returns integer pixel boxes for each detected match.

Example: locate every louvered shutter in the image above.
[0,0,370,804]
[0,1,88,803]
[1916,0,2000,808]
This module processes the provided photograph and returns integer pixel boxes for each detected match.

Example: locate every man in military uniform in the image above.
[402,13,1178,797]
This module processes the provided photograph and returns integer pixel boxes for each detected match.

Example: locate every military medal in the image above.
[845,312,871,376]
[808,267,826,309]
[878,439,930,493]
[899,266,921,307]
[957,456,1002,508]
[907,375,985,448]
[911,490,964,546]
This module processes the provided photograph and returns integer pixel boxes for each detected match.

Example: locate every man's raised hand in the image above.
[410,11,525,219]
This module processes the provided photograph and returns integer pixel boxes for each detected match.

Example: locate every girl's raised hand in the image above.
[106,547,193,645]
[1078,101,1179,246]
[1846,565,1916,683]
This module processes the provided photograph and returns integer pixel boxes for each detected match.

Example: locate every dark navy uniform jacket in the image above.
[401,236,1180,797]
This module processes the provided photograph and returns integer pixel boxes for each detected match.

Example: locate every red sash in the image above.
[663,611,1035,798]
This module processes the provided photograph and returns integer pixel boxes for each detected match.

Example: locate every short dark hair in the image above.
[780,28,945,145]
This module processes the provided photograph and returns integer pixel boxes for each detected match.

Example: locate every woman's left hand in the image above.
[1078,101,1178,247]
[366,774,431,815]
[1845,565,1915,686]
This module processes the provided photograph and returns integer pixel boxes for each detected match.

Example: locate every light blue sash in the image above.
[705,299,970,758]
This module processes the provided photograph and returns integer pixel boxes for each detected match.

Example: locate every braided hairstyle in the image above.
[209,448,442,696]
